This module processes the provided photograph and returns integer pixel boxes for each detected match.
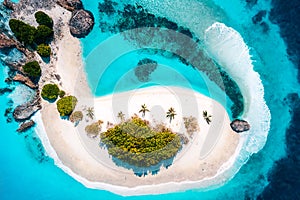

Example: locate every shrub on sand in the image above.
[23,61,41,78]
[37,44,51,57]
[41,84,60,101]
[85,120,103,137]
[56,96,78,116]
[69,111,83,123]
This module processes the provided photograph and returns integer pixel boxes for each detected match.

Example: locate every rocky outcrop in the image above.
[69,9,94,38]
[230,119,250,133]
[13,73,38,89]
[17,120,35,132]
[3,0,16,10]
[13,94,42,121]
[56,0,94,38]
[57,0,83,11]
[0,33,16,49]
[0,33,33,57]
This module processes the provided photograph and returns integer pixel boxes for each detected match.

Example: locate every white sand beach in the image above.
[33,5,241,196]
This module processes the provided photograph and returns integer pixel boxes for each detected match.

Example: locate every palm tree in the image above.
[166,107,176,123]
[86,107,94,120]
[139,104,150,117]
[203,110,212,124]
[117,111,125,122]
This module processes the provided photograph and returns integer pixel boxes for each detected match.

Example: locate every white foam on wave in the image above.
[204,22,271,154]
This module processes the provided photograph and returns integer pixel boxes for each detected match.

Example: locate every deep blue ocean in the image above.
[1,0,300,199]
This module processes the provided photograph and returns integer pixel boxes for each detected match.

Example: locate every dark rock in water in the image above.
[4,107,13,117]
[17,120,35,133]
[57,0,83,11]
[3,0,16,10]
[13,94,42,121]
[134,58,158,82]
[13,73,38,89]
[0,87,13,95]
[230,119,250,133]
[252,10,267,24]
[4,107,13,123]
[5,77,13,84]
[24,134,48,163]
[69,9,94,38]
[246,0,258,7]
[260,21,270,33]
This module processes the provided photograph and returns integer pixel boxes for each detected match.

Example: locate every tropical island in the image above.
[0,0,254,196]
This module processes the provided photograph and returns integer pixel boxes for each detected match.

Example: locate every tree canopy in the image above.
[34,25,53,44]
[56,96,78,116]
[9,19,36,45]
[22,61,41,78]
[41,84,60,101]
[37,44,51,57]
[100,116,181,167]
[35,11,53,28]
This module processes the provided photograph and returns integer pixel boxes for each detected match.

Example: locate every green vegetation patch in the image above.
[23,61,41,78]
[35,25,53,44]
[35,11,53,28]
[41,84,60,101]
[37,44,51,57]
[9,19,36,45]
[100,116,181,167]
[56,96,78,117]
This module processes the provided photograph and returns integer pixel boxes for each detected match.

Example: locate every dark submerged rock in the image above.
[17,120,35,132]
[69,9,94,38]
[252,10,267,24]
[246,0,258,7]
[0,87,13,95]
[230,119,250,133]
[13,94,42,121]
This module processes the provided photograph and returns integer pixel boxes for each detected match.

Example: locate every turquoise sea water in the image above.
[1,0,299,199]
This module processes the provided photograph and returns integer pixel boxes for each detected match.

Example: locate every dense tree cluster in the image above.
[56,96,77,117]
[9,19,36,45]
[9,11,54,60]
[41,84,60,101]
[35,11,53,28]
[100,116,181,167]
[23,61,41,78]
